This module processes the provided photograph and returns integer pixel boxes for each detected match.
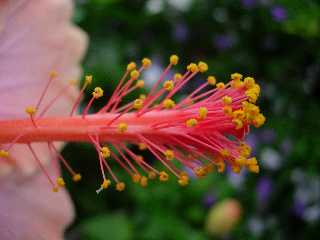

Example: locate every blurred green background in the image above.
[64,0,320,239]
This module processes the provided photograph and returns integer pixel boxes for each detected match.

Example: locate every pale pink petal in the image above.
[0,0,88,239]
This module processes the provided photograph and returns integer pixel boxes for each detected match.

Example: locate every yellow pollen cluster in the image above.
[92,87,104,98]
[25,106,36,115]
[163,80,174,91]
[207,75,216,86]
[216,161,226,173]
[127,62,136,71]
[194,167,206,177]
[136,79,145,88]
[186,118,198,127]
[116,182,126,191]
[163,99,176,109]
[187,63,199,73]
[132,173,141,183]
[138,143,147,150]
[220,149,230,158]
[159,171,169,181]
[49,71,58,79]
[148,171,157,179]
[101,179,111,189]
[216,82,225,89]
[130,70,140,80]
[72,173,82,182]
[232,118,243,129]
[198,61,208,73]
[0,150,9,158]
[231,73,243,81]
[198,107,208,120]
[164,149,175,160]
[56,177,65,187]
[142,58,152,68]
[117,122,128,133]
[174,73,183,81]
[101,146,111,158]
[139,94,146,100]
[170,54,179,65]
[133,99,144,110]
[85,75,93,85]
[234,156,260,174]
[178,174,189,186]
[222,95,232,105]
[140,176,148,187]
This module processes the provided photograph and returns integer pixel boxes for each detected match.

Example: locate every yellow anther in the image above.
[235,157,246,166]
[85,75,93,85]
[245,90,258,103]
[186,118,198,127]
[130,70,140,80]
[138,143,147,150]
[233,110,245,120]
[116,182,126,191]
[127,62,136,71]
[216,82,225,89]
[223,106,233,116]
[231,165,241,174]
[136,79,145,88]
[148,171,157,180]
[139,94,146,100]
[198,107,208,120]
[216,161,226,173]
[52,187,59,192]
[246,157,258,166]
[101,179,111,189]
[132,173,141,183]
[49,71,58,78]
[163,99,176,109]
[92,87,104,98]
[207,76,217,86]
[239,143,251,158]
[178,175,189,186]
[220,149,230,158]
[25,106,36,115]
[244,77,255,89]
[194,167,206,177]
[198,61,208,73]
[159,171,169,181]
[117,122,128,133]
[252,113,266,128]
[187,63,199,73]
[231,79,244,89]
[248,164,260,173]
[56,177,65,187]
[174,73,183,81]
[142,58,152,68]
[0,150,9,158]
[72,173,82,182]
[133,99,144,110]
[231,73,243,81]
[140,176,148,187]
[163,80,174,91]
[170,54,179,65]
[222,96,232,105]
[164,149,175,161]
[232,118,243,129]
[100,146,111,158]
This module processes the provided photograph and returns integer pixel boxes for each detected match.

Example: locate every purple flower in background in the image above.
[280,138,292,156]
[203,194,216,208]
[293,199,305,218]
[256,177,273,204]
[213,34,236,51]
[241,0,257,9]
[270,5,287,22]
[173,22,188,42]
[259,129,276,144]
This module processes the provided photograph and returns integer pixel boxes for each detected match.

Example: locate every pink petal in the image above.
[0,0,88,239]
